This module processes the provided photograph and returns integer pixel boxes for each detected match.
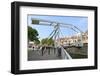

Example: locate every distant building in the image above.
[28,41,34,48]
[28,41,40,50]
[57,31,88,47]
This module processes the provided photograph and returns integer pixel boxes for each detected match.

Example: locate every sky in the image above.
[28,15,88,40]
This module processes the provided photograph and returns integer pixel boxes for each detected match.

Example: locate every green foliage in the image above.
[34,40,40,45]
[41,38,54,46]
[28,26,39,43]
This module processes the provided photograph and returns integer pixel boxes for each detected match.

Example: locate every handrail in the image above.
[60,45,72,59]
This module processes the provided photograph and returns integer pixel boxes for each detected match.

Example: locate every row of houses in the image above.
[57,31,88,47]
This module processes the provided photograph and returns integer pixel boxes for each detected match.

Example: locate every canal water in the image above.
[65,46,88,59]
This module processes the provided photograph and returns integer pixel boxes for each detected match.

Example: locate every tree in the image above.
[34,39,40,45]
[41,38,48,45]
[28,26,40,44]
[47,38,54,46]
[41,38,54,46]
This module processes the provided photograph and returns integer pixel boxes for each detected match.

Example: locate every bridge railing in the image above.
[60,46,72,59]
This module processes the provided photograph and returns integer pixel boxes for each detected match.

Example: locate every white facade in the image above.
[57,32,88,47]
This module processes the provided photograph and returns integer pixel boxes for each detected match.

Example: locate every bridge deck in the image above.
[28,49,62,61]
[28,46,88,61]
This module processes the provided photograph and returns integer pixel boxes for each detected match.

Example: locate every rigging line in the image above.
[59,28,64,38]
[53,30,58,39]
[55,30,60,39]
[48,29,55,39]
[48,23,58,38]
[74,26,83,33]
[54,25,60,40]
[70,27,79,33]
[59,24,79,33]
[50,27,58,39]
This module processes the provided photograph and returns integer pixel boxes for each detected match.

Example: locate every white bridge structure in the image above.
[31,18,83,59]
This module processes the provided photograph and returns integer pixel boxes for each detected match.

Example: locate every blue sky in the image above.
[28,15,88,40]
